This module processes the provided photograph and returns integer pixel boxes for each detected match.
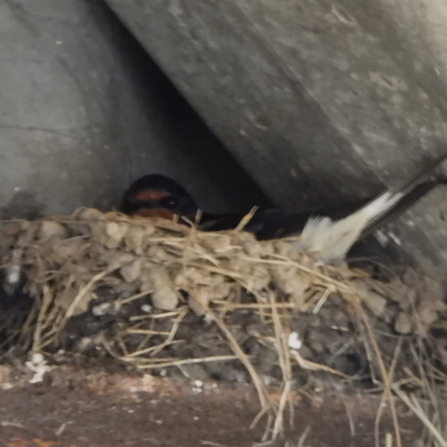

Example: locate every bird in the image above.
[120,174,198,220]
[120,154,447,262]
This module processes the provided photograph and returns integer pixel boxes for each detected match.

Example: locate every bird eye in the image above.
[160,195,179,210]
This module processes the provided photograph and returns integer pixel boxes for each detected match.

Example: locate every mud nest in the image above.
[1,208,447,442]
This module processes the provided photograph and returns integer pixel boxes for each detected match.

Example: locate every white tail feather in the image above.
[290,153,447,262]
[295,190,404,262]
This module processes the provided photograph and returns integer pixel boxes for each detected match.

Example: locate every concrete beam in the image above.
[0,0,266,221]
[105,0,447,281]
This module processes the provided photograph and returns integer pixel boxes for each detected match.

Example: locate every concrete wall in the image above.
[3,0,447,280]
[105,0,447,280]
[0,0,267,220]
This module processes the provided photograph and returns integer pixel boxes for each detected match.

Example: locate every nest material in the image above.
[1,208,447,443]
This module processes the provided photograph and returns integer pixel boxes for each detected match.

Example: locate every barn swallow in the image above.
[120,154,447,262]
[120,174,199,220]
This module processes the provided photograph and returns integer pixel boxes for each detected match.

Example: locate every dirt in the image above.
[0,365,422,447]
[16,277,444,391]
[0,281,440,446]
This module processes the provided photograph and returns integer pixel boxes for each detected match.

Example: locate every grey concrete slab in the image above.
[105,0,447,281]
[0,0,267,221]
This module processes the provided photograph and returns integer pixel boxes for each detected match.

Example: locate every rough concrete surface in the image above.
[105,0,447,281]
[0,0,267,221]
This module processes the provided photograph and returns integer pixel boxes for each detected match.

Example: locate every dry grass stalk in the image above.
[349,295,402,447]
[0,209,446,443]
[393,386,447,447]
[210,312,273,417]
[269,292,293,440]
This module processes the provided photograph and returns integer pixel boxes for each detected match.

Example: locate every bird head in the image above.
[120,174,199,220]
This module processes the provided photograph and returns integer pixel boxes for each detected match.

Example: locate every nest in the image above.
[1,208,447,444]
